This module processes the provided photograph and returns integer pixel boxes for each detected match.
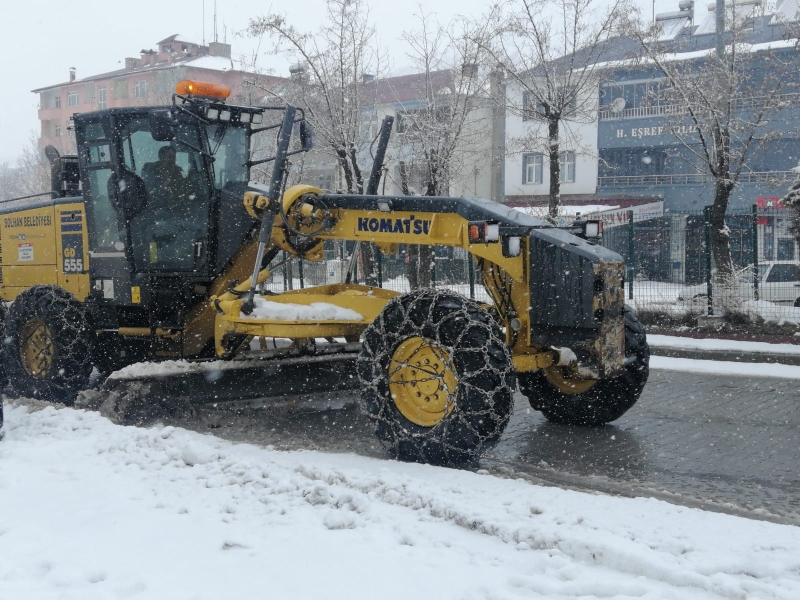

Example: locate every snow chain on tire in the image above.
[0,301,7,390]
[518,305,649,426]
[358,289,515,464]
[4,285,93,404]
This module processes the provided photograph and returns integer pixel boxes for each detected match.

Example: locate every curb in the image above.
[649,346,800,366]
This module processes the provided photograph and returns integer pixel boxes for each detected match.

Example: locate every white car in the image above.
[679,261,800,306]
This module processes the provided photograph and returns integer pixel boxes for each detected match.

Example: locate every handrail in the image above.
[598,171,797,187]
[598,92,800,121]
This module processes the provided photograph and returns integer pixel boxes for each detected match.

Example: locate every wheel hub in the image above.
[19,318,55,379]
[388,336,457,427]
[543,366,597,395]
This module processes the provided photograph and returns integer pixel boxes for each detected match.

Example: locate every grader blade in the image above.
[85,349,361,426]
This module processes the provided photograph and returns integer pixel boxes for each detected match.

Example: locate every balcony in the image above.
[598,93,800,121]
[598,171,797,187]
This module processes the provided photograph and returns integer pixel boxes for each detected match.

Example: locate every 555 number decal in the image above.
[61,233,84,273]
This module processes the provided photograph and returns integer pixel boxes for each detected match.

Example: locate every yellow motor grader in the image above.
[0,80,648,463]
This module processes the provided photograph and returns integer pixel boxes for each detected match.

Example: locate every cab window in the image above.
[119,117,213,272]
[207,124,248,189]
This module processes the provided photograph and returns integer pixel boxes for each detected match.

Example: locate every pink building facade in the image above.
[33,35,285,153]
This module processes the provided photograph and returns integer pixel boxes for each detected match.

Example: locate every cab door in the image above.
[75,115,133,304]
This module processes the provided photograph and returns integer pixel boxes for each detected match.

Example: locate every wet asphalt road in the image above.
[176,366,800,526]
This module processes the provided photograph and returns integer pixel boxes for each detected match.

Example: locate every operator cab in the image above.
[75,82,260,279]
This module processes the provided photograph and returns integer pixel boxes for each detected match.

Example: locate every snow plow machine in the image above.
[0,80,649,463]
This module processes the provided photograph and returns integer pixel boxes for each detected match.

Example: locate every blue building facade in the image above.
[594,1,799,213]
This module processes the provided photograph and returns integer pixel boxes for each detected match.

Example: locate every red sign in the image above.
[756,197,785,210]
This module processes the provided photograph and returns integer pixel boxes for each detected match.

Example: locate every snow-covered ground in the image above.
[2,403,800,600]
[650,356,800,379]
[649,334,800,355]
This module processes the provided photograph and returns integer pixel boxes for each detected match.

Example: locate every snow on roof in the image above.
[369,70,454,104]
[591,37,797,71]
[512,204,619,217]
[772,0,800,23]
[656,16,691,41]
[694,1,764,36]
[184,55,235,71]
[157,34,195,45]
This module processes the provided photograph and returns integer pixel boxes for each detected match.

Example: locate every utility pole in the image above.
[490,66,506,204]
[716,0,725,58]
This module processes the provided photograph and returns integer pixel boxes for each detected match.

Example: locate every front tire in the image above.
[358,289,515,464]
[519,305,649,426]
[4,285,93,404]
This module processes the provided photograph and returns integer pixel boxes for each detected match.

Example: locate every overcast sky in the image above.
[0,0,652,164]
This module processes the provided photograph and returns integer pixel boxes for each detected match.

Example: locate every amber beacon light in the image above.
[175,80,231,99]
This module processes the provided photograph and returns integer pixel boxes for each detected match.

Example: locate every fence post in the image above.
[431,250,437,286]
[377,250,383,288]
[298,259,305,289]
[704,206,713,315]
[282,251,288,292]
[468,256,476,300]
[751,203,759,301]
[627,210,634,300]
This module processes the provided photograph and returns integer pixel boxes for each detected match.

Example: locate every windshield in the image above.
[121,116,214,272]
[207,124,248,189]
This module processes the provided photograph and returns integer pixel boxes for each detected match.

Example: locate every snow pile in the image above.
[648,334,800,355]
[512,204,619,218]
[241,298,364,321]
[651,356,800,379]
[740,300,800,326]
[2,404,800,599]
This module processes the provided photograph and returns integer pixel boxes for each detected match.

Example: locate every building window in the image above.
[134,80,148,99]
[97,85,107,109]
[522,153,543,184]
[54,95,61,109]
[559,151,576,183]
[599,79,665,111]
[67,91,79,107]
[54,124,61,137]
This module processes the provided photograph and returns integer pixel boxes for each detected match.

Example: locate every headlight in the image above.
[206,107,219,120]
[252,112,263,124]
[239,112,251,123]
[219,110,231,121]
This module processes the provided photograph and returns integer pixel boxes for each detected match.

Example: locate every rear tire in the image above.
[0,301,8,390]
[4,285,93,404]
[358,289,515,465]
[519,305,649,426]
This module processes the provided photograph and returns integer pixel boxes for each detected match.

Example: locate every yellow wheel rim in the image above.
[388,336,458,427]
[19,318,55,379]
[544,366,597,395]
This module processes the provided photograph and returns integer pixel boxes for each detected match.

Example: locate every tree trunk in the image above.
[348,145,377,286]
[708,177,737,310]
[709,180,734,281]
[547,118,561,219]
[399,161,427,290]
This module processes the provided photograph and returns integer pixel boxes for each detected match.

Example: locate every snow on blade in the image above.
[2,404,800,599]
[240,298,364,321]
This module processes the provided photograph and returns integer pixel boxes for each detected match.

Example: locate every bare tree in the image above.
[477,0,629,218]
[391,11,493,288]
[247,0,385,284]
[0,135,52,201]
[627,7,800,294]
[782,162,800,244]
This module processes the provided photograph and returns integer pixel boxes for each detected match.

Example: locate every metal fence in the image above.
[262,205,800,326]
[263,242,491,303]
[598,205,800,325]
